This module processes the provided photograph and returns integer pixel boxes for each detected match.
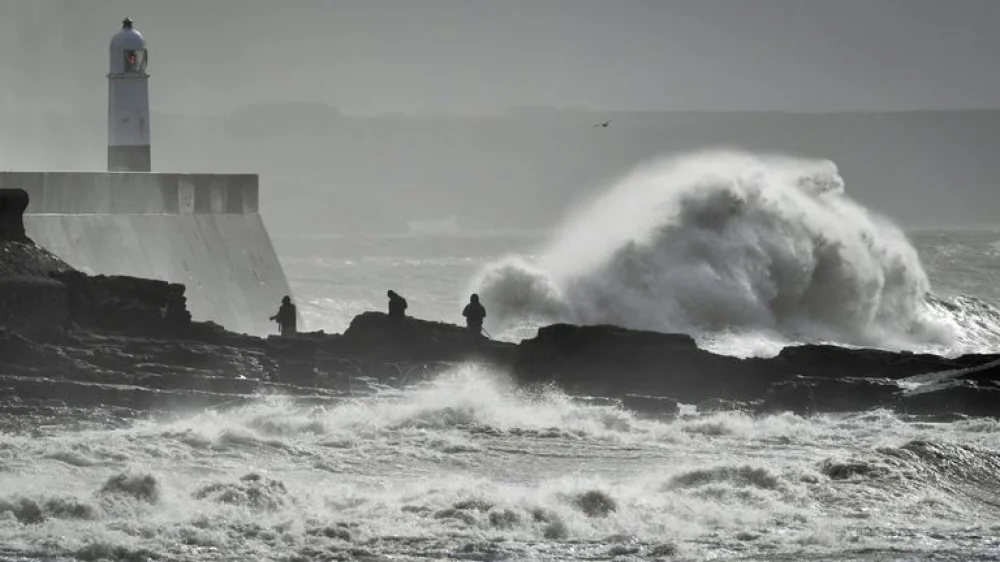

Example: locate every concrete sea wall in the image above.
[0,172,294,336]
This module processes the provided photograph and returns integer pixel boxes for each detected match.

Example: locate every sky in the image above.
[1,0,999,116]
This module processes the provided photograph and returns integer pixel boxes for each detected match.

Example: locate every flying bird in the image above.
[593,119,612,128]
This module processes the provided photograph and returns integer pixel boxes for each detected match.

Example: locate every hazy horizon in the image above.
[2,0,1000,116]
[2,1,999,234]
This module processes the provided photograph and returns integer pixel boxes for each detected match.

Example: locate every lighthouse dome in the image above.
[109,18,148,74]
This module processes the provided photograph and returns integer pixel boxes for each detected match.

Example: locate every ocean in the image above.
[3,152,1000,560]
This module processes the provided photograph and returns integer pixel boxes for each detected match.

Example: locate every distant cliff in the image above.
[3,106,999,234]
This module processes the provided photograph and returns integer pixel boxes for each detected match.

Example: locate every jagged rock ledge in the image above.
[2,208,999,418]
[3,278,999,418]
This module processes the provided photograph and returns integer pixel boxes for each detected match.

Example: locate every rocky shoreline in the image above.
[4,256,999,419]
[2,190,1000,419]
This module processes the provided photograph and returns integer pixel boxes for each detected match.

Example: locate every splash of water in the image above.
[475,151,956,353]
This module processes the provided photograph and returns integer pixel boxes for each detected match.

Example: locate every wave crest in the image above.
[475,151,956,351]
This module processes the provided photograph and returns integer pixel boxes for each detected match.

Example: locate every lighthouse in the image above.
[2,17,297,337]
[107,17,151,172]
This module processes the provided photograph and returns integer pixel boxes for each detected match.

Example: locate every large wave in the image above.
[473,151,958,353]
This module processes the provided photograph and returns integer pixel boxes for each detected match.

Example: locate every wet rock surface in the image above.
[2,237,1000,418]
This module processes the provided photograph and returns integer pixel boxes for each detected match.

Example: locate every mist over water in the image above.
[475,151,978,355]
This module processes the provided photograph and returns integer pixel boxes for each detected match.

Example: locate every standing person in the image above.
[269,295,297,336]
[462,294,486,337]
[387,290,408,319]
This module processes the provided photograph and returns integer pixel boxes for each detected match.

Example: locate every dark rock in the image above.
[0,374,264,411]
[0,238,74,338]
[513,323,776,401]
[265,336,319,386]
[51,271,193,337]
[0,329,80,377]
[770,344,990,380]
[900,382,1000,418]
[336,311,517,365]
[765,376,900,414]
[0,188,30,242]
[5,228,1000,417]
[932,357,1000,387]
[133,372,261,395]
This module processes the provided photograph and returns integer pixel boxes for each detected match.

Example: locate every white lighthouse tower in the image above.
[107,17,151,172]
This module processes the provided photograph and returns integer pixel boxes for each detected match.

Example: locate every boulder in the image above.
[334,312,517,365]
[512,323,778,401]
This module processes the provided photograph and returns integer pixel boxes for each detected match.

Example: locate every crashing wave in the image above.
[473,150,996,353]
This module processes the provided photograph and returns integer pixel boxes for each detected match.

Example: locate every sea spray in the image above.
[475,151,953,351]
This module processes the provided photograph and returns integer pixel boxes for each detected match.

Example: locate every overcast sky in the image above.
[1,0,999,115]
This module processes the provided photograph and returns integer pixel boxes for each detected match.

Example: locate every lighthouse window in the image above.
[123,49,147,72]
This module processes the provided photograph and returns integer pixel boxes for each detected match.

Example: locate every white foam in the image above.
[3,367,1000,559]
[475,151,965,354]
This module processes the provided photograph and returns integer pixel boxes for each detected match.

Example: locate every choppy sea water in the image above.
[1,226,998,561]
[5,368,1000,561]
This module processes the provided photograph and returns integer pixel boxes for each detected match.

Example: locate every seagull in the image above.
[593,119,612,128]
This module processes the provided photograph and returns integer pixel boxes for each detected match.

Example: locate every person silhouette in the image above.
[269,295,297,336]
[462,293,486,336]
[387,290,408,319]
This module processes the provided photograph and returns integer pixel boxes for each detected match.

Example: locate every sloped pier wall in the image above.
[0,172,294,336]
